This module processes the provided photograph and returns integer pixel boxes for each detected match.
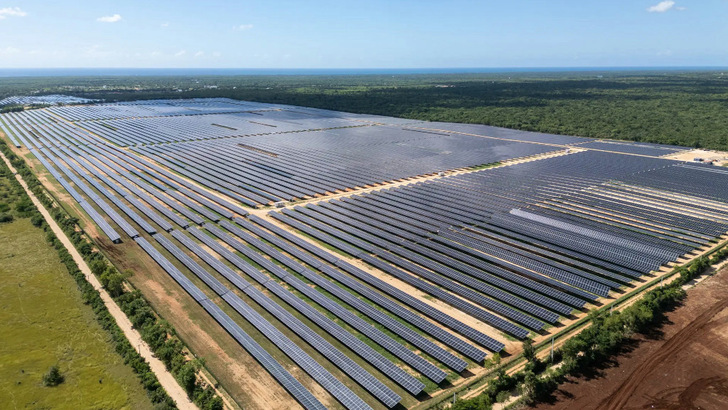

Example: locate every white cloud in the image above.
[194,51,205,58]
[97,14,122,23]
[160,22,169,28]
[0,46,20,54]
[233,24,253,31]
[647,1,676,13]
[0,7,27,20]
[174,49,187,57]
[212,51,221,58]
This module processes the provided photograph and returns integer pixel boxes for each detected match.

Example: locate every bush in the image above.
[522,338,535,362]
[90,259,108,276]
[0,213,13,223]
[30,213,44,227]
[100,267,126,297]
[177,360,200,397]
[14,198,34,214]
[495,389,511,403]
[42,365,65,386]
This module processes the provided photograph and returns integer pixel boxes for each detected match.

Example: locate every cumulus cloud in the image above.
[647,1,676,13]
[0,6,27,20]
[233,24,253,31]
[160,22,169,28]
[97,14,122,23]
[194,51,205,58]
[174,49,187,57]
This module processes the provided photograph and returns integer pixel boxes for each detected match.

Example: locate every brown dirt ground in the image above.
[533,266,728,410]
[663,149,728,165]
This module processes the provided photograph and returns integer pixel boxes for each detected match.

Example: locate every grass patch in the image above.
[0,218,153,409]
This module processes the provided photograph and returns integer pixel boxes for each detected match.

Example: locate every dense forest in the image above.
[1,70,727,150]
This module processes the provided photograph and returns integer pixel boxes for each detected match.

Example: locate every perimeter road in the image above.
[0,150,198,410]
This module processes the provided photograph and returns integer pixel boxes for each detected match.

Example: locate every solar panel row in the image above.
[6,99,728,410]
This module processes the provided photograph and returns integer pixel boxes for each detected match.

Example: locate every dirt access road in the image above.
[0,151,197,410]
[534,266,728,410]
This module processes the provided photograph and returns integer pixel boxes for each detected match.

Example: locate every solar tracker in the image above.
[6,99,728,409]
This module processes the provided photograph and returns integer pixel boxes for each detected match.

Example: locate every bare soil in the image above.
[663,148,728,165]
[534,266,728,410]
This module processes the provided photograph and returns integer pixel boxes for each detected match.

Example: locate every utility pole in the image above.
[550,337,554,362]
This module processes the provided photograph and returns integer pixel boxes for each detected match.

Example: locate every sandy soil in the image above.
[533,266,728,410]
[0,151,197,410]
[663,148,728,165]
[101,237,301,410]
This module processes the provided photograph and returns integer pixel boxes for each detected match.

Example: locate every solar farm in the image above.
[2,97,728,409]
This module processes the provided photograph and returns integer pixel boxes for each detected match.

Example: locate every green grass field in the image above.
[0,218,153,410]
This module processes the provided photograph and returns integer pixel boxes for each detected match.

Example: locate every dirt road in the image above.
[0,151,197,410]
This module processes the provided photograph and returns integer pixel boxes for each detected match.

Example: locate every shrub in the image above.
[13,198,34,214]
[30,213,44,227]
[100,267,126,297]
[0,213,13,223]
[42,365,65,386]
[522,338,535,362]
[495,389,511,403]
[176,360,201,397]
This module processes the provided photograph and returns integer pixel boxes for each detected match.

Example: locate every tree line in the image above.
[2,70,727,150]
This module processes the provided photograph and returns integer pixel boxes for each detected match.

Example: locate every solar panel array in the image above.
[278,150,728,349]
[131,126,559,205]
[574,140,687,157]
[0,94,96,107]
[3,98,728,409]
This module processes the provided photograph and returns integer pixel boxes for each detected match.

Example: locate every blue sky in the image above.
[0,0,726,68]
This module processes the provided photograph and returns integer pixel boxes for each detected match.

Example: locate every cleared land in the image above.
[0,218,153,410]
[534,264,728,410]
[2,98,728,410]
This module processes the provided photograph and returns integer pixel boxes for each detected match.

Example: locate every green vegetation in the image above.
[3,70,728,149]
[0,104,24,113]
[42,366,65,387]
[447,251,723,410]
[0,204,152,406]
[0,138,224,410]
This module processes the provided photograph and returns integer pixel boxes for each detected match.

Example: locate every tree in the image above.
[31,213,44,227]
[100,266,127,297]
[177,360,200,397]
[106,272,125,297]
[522,338,536,362]
[42,365,65,386]
[13,198,34,214]
[520,371,537,404]
[90,259,108,276]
